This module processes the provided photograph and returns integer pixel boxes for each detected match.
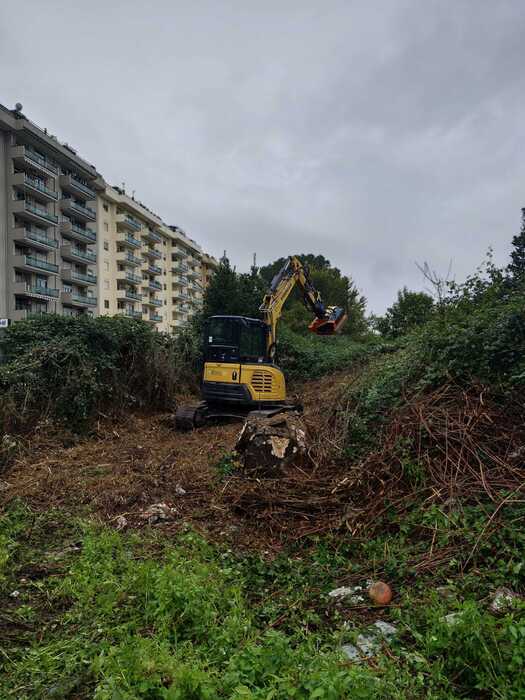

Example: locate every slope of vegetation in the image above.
[1,226,525,698]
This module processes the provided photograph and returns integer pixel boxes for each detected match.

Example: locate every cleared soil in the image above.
[0,373,350,551]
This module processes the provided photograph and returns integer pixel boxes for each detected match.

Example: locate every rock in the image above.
[235,412,308,475]
[341,620,397,661]
[139,502,177,525]
[490,587,521,614]
[175,484,187,496]
[328,585,365,605]
[368,581,393,605]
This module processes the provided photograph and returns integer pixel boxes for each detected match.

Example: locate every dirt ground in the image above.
[0,373,350,551]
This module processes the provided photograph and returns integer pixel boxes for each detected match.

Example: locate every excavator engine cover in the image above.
[308,307,347,335]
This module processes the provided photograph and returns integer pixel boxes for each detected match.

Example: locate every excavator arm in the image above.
[259,256,347,355]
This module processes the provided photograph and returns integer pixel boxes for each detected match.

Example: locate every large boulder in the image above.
[235,411,308,475]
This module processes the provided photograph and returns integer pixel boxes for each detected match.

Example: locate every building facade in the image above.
[0,103,218,330]
[96,187,217,332]
[0,104,103,322]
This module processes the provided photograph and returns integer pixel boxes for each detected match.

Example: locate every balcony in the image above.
[172,262,189,274]
[60,198,96,222]
[13,282,60,299]
[60,220,97,244]
[117,270,142,285]
[61,292,97,308]
[116,251,142,267]
[117,288,142,302]
[172,289,190,300]
[116,214,141,232]
[61,267,97,287]
[143,279,162,291]
[12,226,58,251]
[11,308,50,322]
[186,268,200,279]
[145,264,162,275]
[59,174,96,201]
[118,232,141,249]
[151,298,163,307]
[146,313,163,323]
[13,254,59,275]
[11,172,58,202]
[171,245,189,259]
[12,199,58,227]
[119,309,143,320]
[142,247,162,260]
[143,227,162,243]
[60,244,97,265]
[10,145,58,177]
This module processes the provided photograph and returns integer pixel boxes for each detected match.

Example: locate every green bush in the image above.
[0,315,201,432]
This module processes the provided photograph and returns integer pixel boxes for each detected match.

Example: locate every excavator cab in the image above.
[203,316,269,364]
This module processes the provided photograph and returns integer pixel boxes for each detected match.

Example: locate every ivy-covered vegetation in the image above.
[0,315,200,433]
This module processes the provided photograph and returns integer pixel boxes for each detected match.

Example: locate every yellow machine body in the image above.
[203,361,286,403]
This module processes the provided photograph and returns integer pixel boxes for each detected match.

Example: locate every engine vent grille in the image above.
[251,370,273,394]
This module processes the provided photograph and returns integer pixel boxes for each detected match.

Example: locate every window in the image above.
[104,261,109,271]
[163,284,167,290]
[104,280,110,290]
[103,204,109,212]
[104,240,109,251]
[104,222,109,232]
[104,300,109,309]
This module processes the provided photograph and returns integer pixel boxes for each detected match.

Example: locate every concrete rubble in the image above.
[139,502,177,525]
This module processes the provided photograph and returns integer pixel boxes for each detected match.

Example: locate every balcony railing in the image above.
[121,289,142,301]
[144,228,162,243]
[62,221,97,243]
[25,148,58,174]
[121,309,143,319]
[121,252,142,265]
[72,294,97,306]
[24,201,58,224]
[151,298,163,307]
[25,228,58,248]
[64,175,96,199]
[24,255,59,273]
[70,270,97,284]
[63,199,96,219]
[146,280,162,290]
[149,313,162,322]
[124,233,141,247]
[124,272,142,284]
[21,284,59,298]
[23,175,58,200]
[66,246,97,263]
[147,264,162,275]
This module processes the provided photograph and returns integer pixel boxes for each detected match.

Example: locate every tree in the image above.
[201,256,241,318]
[374,287,434,338]
[507,208,525,282]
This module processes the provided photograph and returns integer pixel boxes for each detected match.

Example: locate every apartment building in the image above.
[97,186,218,332]
[0,103,103,323]
[0,102,218,330]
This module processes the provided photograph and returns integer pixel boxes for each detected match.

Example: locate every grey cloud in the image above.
[1,0,523,312]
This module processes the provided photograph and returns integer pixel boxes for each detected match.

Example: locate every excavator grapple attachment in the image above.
[308,306,347,335]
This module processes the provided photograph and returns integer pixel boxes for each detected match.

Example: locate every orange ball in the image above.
[368,581,393,605]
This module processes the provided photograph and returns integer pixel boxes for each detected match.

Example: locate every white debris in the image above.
[175,484,187,496]
[115,515,128,531]
[341,620,398,661]
[328,585,365,604]
[443,612,462,626]
[490,587,521,614]
[10,590,20,598]
[140,502,177,525]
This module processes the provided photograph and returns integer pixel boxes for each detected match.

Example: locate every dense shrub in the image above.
[0,315,201,432]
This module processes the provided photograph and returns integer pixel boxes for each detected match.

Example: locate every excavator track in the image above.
[175,404,206,431]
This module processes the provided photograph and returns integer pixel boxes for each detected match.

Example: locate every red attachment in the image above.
[309,309,347,336]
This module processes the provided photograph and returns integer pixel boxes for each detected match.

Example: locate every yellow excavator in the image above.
[175,256,347,429]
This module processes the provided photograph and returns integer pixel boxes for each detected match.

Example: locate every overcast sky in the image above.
[1,1,524,312]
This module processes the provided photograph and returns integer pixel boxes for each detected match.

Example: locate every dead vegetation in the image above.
[1,371,524,552]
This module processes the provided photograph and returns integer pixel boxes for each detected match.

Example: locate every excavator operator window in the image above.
[239,322,266,363]
[204,316,268,364]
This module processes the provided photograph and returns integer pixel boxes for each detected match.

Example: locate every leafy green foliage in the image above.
[373,287,435,338]
[0,315,201,433]
[2,501,524,699]
[202,258,266,321]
